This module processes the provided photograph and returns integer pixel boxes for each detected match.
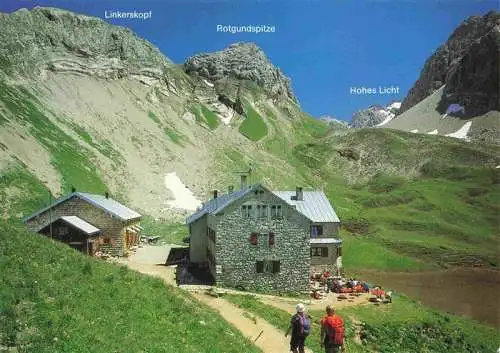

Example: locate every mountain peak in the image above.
[399,11,499,116]
[350,101,401,128]
[0,7,172,77]
[183,42,297,102]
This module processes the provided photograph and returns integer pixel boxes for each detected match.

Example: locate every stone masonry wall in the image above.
[25,197,126,256]
[213,189,310,293]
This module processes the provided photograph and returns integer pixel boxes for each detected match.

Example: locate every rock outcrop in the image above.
[319,116,349,129]
[350,102,401,128]
[0,7,173,77]
[184,42,297,103]
[399,11,500,117]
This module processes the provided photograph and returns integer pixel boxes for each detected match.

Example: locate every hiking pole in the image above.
[253,330,264,343]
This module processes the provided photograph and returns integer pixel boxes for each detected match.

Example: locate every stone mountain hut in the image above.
[23,191,142,256]
[185,181,342,293]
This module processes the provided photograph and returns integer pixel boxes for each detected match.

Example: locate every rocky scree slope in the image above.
[0,7,329,221]
[399,11,500,117]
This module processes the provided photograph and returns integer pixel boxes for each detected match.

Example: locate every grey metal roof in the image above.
[272,191,340,223]
[59,216,101,235]
[310,238,342,244]
[186,185,256,224]
[186,185,341,224]
[78,193,141,221]
[23,192,141,223]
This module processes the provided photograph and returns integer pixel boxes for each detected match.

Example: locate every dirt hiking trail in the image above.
[118,246,313,353]
[191,292,313,353]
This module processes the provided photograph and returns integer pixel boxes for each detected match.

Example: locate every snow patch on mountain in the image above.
[164,172,202,211]
[427,129,439,135]
[388,102,402,110]
[375,110,396,127]
[203,79,214,87]
[445,121,472,140]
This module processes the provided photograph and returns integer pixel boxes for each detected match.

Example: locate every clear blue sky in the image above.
[1,0,497,120]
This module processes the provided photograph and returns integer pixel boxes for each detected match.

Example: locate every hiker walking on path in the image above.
[320,305,346,353]
[285,303,311,353]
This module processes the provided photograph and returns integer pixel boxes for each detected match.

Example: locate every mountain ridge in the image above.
[399,11,499,117]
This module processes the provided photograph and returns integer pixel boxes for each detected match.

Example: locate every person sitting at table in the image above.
[361,281,370,292]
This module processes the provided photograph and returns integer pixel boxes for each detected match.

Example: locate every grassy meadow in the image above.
[225,293,498,353]
[0,222,261,353]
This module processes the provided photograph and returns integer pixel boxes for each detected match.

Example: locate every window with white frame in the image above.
[311,225,323,237]
[310,247,329,257]
[241,205,253,218]
[270,205,282,219]
[256,204,268,218]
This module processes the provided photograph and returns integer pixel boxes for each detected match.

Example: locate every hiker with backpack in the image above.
[320,305,346,353]
[285,303,311,353]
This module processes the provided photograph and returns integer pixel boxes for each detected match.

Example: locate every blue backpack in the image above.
[301,315,311,336]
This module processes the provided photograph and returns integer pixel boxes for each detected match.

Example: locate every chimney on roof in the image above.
[213,190,218,199]
[240,175,247,189]
[228,185,234,193]
[105,192,109,199]
[296,187,303,201]
[71,187,76,193]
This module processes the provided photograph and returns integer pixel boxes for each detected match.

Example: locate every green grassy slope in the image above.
[0,222,261,353]
[292,128,500,270]
[1,71,499,271]
[239,101,268,141]
[0,82,107,195]
[0,164,50,222]
[225,293,498,353]
[189,103,219,130]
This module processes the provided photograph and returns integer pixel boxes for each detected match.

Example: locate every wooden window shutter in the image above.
[272,260,280,273]
[322,247,329,257]
[256,261,264,273]
[268,232,275,246]
[249,232,258,245]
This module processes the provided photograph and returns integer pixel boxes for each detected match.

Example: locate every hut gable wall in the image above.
[25,197,125,255]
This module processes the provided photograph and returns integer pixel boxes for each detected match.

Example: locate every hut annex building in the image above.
[23,191,142,257]
[186,182,342,292]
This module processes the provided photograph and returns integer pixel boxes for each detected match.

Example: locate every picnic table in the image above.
[140,235,160,244]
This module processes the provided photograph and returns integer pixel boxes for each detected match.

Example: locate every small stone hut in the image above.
[23,191,142,256]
